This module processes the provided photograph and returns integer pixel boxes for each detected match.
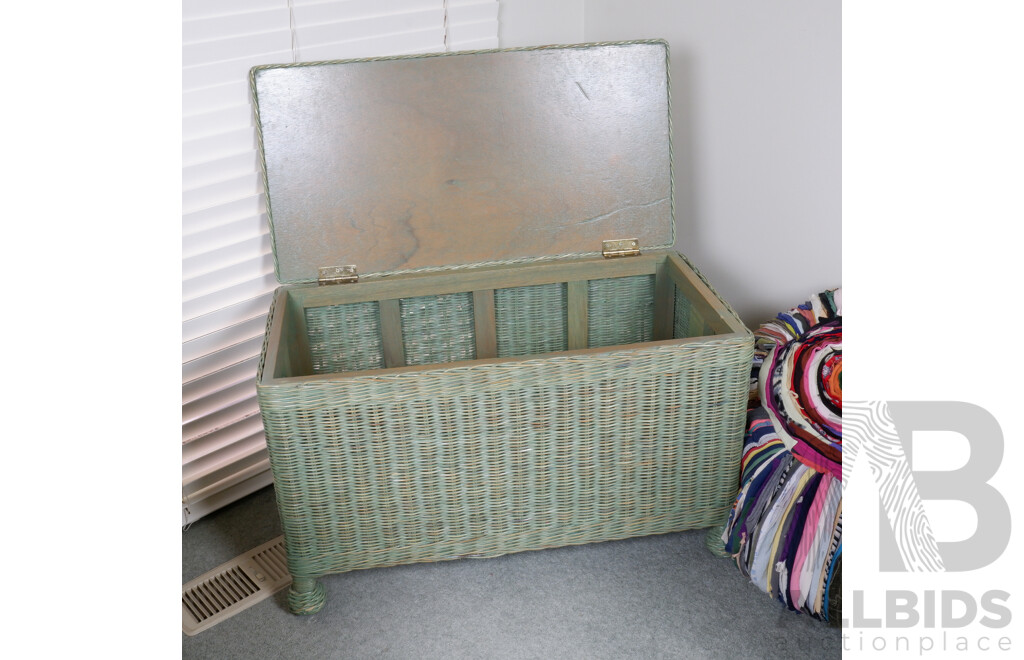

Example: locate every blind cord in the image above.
[442,0,449,52]
[288,0,298,63]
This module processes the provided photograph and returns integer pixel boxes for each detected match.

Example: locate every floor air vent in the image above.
[183,535,292,635]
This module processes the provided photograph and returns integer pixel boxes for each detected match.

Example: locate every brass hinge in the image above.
[318,265,359,285]
[602,238,640,258]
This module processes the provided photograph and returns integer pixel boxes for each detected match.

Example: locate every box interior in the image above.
[265,252,742,381]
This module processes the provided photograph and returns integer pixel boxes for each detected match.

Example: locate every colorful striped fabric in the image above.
[718,288,842,622]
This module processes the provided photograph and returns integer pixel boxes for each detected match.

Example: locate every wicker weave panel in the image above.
[305,302,385,373]
[673,286,692,339]
[673,285,710,338]
[494,283,568,358]
[399,293,477,366]
[258,335,753,583]
[587,275,655,347]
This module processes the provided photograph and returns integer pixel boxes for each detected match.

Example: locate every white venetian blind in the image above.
[182,0,499,525]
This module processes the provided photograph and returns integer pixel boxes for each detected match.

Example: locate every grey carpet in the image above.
[182,486,840,659]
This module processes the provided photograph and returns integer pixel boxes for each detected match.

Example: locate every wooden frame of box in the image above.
[251,41,753,614]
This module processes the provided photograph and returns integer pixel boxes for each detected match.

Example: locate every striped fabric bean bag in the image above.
[711,289,842,624]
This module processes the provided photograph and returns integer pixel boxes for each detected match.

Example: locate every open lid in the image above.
[251,40,674,284]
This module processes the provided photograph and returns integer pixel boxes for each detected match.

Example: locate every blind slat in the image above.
[183,104,255,143]
[184,218,267,261]
[182,127,257,168]
[183,336,265,384]
[183,320,266,364]
[183,196,264,238]
[182,0,498,524]
[449,2,498,23]
[449,21,500,46]
[183,31,296,69]
[184,458,273,509]
[293,0,440,20]
[183,253,274,303]
[183,471,275,527]
[183,430,267,484]
[183,83,252,119]
[182,171,262,217]
[184,379,258,427]
[183,414,266,462]
[182,150,260,194]
[183,50,292,92]
[182,397,261,445]
[299,29,443,62]
[450,36,499,50]
[183,293,274,344]
[183,0,285,21]
[184,8,287,44]
[295,8,441,43]
[184,437,269,492]
[183,356,262,405]
[183,234,270,280]
[182,273,278,322]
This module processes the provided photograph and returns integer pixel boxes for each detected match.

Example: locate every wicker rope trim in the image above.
[674,251,747,329]
[250,40,676,285]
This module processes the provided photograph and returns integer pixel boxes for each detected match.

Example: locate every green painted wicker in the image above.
[494,283,568,357]
[588,275,655,348]
[305,301,384,373]
[252,41,754,617]
[673,286,693,339]
[258,275,752,614]
[400,292,476,366]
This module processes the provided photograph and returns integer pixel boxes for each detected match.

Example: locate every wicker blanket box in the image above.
[252,41,754,614]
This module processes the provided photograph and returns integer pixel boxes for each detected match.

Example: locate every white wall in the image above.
[501,1,841,326]
[498,0,583,47]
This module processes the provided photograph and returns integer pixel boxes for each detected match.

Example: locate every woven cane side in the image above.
[493,283,568,357]
[400,292,477,366]
[305,301,385,373]
[258,334,753,602]
[673,287,693,339]
[587,275,655,348]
